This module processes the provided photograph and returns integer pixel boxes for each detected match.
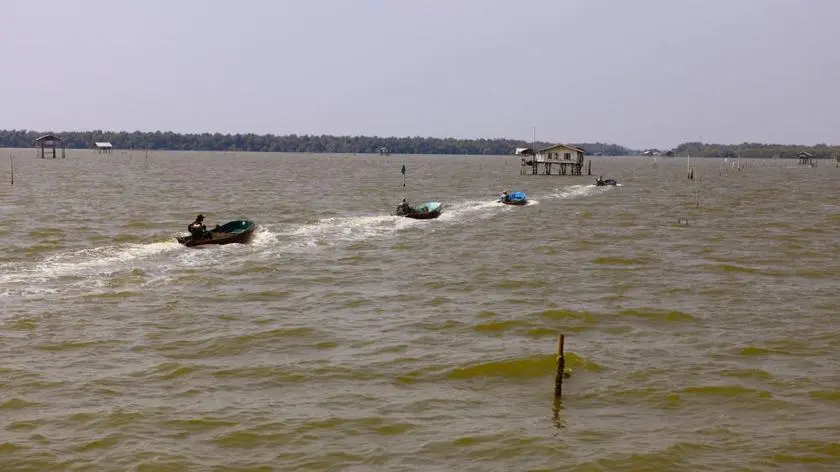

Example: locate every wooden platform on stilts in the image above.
[520,159,589,175]
[517,143,591,176]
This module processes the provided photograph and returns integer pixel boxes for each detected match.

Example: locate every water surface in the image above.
[1,150,839,471]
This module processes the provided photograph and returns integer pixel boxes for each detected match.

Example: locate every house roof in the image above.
[36,134,61,142]
[515,147,535,155]
[538,143,584,153]
[95,142,113,148]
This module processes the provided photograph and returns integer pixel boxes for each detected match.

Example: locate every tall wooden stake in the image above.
[554,334,565,399]
[687,155,694,180]
[10,154,14,185]
[694,176,700,208]
[532,126,536,155]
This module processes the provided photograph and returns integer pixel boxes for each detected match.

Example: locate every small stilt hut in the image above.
[95,142,113,154]
[35,134,65,159]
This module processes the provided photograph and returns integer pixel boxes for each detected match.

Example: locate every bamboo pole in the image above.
[694,177,700,208]
[554,334,565,398]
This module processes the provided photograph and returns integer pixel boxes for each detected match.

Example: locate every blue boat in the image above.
[499,191,528,206]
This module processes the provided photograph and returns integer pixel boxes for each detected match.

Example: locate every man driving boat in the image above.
[188,214,211,240]
[395,198,411,215]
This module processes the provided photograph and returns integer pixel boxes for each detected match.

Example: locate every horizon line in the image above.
[1,128,837,150]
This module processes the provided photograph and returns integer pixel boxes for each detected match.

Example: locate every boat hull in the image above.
[499,191,528,205]
[177,220,256,247]
[596,179,617,186]
[395,201,442,220]
[403,209,441,219]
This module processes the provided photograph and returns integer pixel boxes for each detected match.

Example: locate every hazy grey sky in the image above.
[3,0,839,149]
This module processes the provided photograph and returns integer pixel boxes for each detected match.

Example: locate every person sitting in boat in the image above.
[188,214,211,239]
[596,176,604,185]
[396,198,411,215]
[499,191,509,202]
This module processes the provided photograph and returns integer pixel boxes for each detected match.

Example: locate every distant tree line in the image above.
[0,129,632,156]
[672,142,840,159]
[1,129,834,158]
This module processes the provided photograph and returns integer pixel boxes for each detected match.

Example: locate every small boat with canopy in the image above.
[394,201,442,219]
[177,219,256,247]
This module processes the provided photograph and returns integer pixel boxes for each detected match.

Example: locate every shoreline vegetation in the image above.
[1,129,837,159]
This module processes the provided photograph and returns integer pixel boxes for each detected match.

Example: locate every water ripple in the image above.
[2,152,840,470]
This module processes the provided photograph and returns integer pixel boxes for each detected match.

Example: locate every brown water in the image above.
[1,150,839,471]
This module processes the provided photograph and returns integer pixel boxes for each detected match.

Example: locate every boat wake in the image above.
[0,240,183,298]
[0,188,592,300]
[3,202,510,298]
[254,199,508,252]
[0,226,289,298]
[547,184,605,199]
[437,199,505,222]
[259,214,416,250]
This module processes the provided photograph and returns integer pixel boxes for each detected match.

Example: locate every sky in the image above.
[2,0,839,149]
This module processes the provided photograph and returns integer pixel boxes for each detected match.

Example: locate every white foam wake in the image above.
[270,214,415,249]
[549,184,604,199]
[436,199,505,222]
[0,241,181,287]
[249,199,511,253]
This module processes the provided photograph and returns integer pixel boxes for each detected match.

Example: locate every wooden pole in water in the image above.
[687,155,694,180]
[695,176,700,208]
[554,334,565,399]
[10,154,14,185]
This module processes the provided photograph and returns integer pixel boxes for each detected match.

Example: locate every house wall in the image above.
[536,147,583,162]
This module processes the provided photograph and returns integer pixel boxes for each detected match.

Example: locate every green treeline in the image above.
[672,142,840,159]
[0,129,836,158]
[0,129,630,156]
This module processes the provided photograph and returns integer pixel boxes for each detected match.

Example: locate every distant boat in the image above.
[499,191,528,205]
[394,201,442,219]
[177,219,256,247]
[595,178,617,186]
